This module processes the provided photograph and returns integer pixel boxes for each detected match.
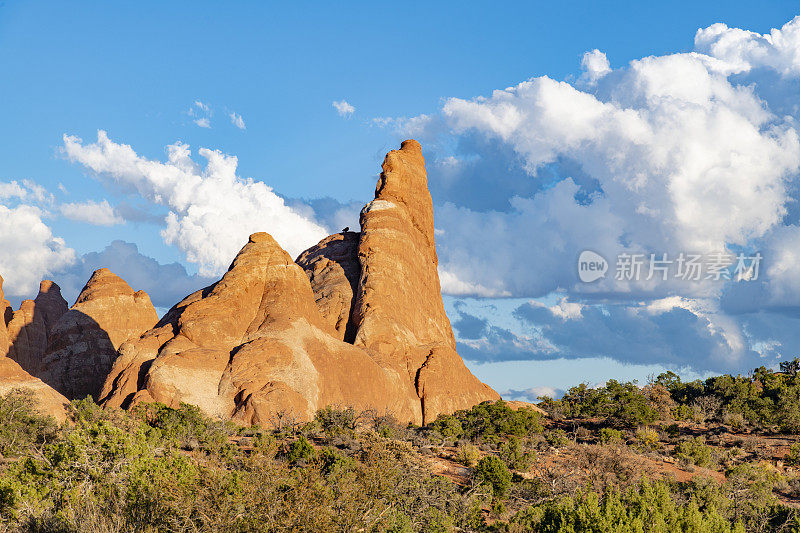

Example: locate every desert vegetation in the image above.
[3,362,800,531]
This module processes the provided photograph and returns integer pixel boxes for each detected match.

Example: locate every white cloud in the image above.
[0,180,54,204]
[62,130,328,276]
[439,268,511,297]
[332,100,355,117]
[59,199,123,226]
[529,297,584,320]
[0,204,75,297]
[694,16,800,75]
[229,112,246,130]
[396,17,800,302]
[189,101,212,128]
[580,49,611,83]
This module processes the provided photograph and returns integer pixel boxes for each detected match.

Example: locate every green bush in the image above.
[429,400,542,441]
[508,480,746,533]
[635,428,659,451]
[499,436,535,471]
[475,455,512,499]
[286,435,315,463]
[599,427,623,445]
[542,380,659,428]
[675,436,718,469]
[0,388,57,457]
[315,406,358,436]
[786,443,800,466]
[455,442,480,467]
[135,401,230,451]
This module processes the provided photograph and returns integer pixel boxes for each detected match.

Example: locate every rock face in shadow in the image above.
[5,281,68,375]
[0,357,69,423]
[39,269,158,400]
[296,231,361,342]
[0,276,12,356]
[0,277,68,422]
[100,232,419,424]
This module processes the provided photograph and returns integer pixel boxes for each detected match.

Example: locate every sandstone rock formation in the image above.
[99,140,498,425]
[296,231,360,342]
[302,140,499,422]
[100,232,420,424]
[0,277,68,422]
[39,268,158,400]
[5,280,68,375]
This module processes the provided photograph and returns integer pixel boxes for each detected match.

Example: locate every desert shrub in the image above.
[475,455,512,499]
[499,436,535,471]
[722,410,746,431]
[0,388,57,457]
[134,401,230,451]
[367,412,405,440]
[429,400,542,442]
[314,405,357,437]
[786,443,800,467]
[574,425,592,441]
[675,436,718,469]
[544,429,570,448]
[508,480,746,533]
[455,442,480,467]
[285,435,315,464]
[545,380,658,428]
[672,404,693,421]
[599,427,624,445]
[634,428,659,451]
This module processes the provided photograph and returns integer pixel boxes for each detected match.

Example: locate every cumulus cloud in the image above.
[332,100,355,117]
[59,199,123,226]
[580,49,611,83]
[0,204,75,297]
[384,16,800,307]
[62,130,328,276]
[52,240,214,308]
[229,112,246,130]
[694,17,800,76]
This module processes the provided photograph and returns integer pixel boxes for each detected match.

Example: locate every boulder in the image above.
[39,269,158,400]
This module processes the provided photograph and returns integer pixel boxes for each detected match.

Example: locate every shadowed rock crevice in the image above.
[296,231,361,343]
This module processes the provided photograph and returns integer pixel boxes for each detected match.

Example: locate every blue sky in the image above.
[2,1,800,398]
